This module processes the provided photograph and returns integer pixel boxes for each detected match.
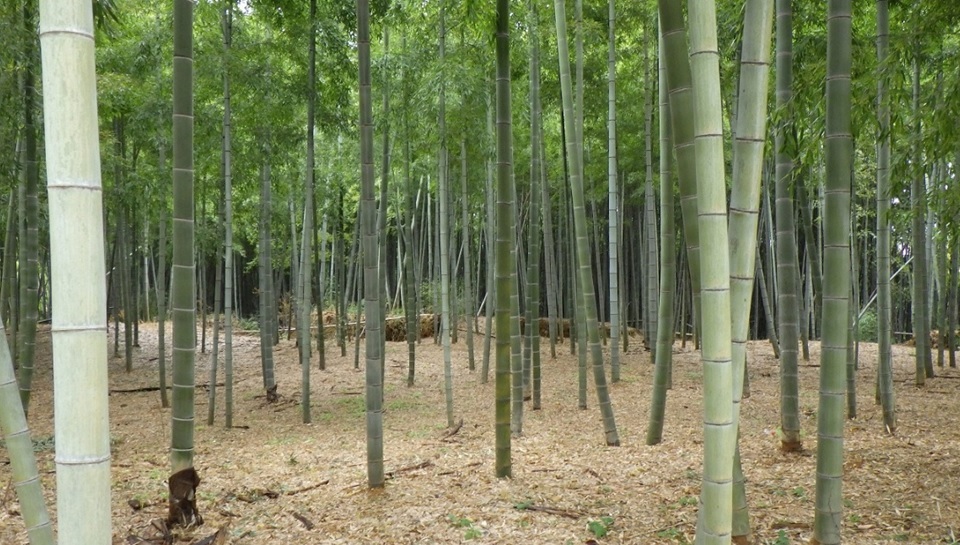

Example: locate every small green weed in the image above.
[448,514,482,540]
[791,487,806,499]
[235,316,259,330]
[0,436,60,452]
[447,515,472,528]
[587,516,614,539]
[656,527,690,543]
[769,529,790,545]
[386,396,421,412]
[336,396,365,415]
[679,495,697,507]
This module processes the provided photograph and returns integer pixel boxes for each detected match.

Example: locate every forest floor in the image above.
[1,320,959,545]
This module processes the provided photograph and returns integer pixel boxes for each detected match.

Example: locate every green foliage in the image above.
[236,316,259,331]
[655,527,689,544]
[447,514,471,527]
[0,435,56,453]
[856,309,878,343]
[447,514,482,540]
[513,500,533,510]
[587,516,614,539]
[33,435,55,452]
[769,529,790,545]
[336,395,365,416]
[385,393,422,412]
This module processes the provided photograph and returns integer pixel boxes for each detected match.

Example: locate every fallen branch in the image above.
[111,383,222,394]
[285,480,330,495]
[347,461,434,488]
[385,461,433,479]
[292,512,316,530]
[330,387,363,396]
[516,503,583,519]
[232,480,329,503]
[441,419,464,439]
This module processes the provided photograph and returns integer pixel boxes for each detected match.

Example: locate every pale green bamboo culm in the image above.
[646,22,675,447]
[727,0,775,539]
[553,0,619,447]
[686,0,735,542]
[358,0,384,489]
[437,1,455,429]
[875,0,896,434]
[222,0,235,428]
[526,0,544,410]
[39,0,112,542]
[656,0,701,350]
[813,0,853,543]
[642,15,658,364]
[606,0,621,383]
[299,0,317,424]
[909,38,932,386]
[0,327,52,544]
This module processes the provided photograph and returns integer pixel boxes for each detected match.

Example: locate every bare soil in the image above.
[1,322,958,544]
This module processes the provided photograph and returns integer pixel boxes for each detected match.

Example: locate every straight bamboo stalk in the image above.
[494,0,516,477]
[16,0,40,413]
[0,324,52,544]
[775,0,802,451]
[170,0,197,476]
[526,2,543,408]
[647,22,675,446]
[875,0,896,432]
[687,0,736,540]
[813,0,853,541]
[657,0,702,347]
[461,139,475,371]
[222,0,235,425]
[358,0,384,488]
[39,0,112,539]
[438,2,455,428]
[554,0,619,446]
[606,0,620,382]
[726,0,774,538]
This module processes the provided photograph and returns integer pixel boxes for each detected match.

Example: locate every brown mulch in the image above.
[0,322,958,544]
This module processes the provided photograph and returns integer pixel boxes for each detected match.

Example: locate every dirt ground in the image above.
[1,321,958,545]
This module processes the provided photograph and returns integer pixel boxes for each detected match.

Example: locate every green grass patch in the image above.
[336,395,365,416]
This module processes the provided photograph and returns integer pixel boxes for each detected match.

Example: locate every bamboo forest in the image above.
[1,0,960,543]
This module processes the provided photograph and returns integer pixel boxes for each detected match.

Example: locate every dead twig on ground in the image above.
[441,419,464,440]
[292,511,315,530]
[515,503,583,519]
